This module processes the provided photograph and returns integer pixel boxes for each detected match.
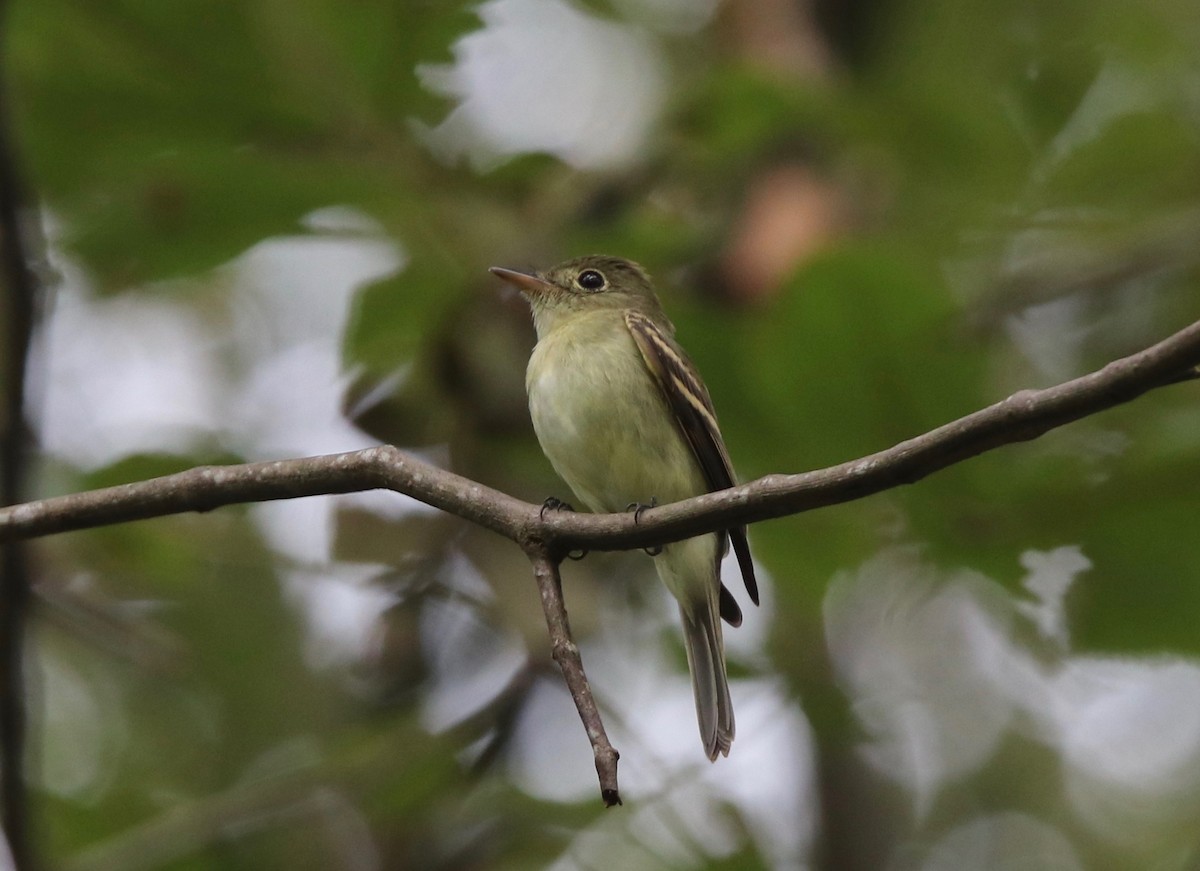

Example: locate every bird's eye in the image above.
[577,269,606,291]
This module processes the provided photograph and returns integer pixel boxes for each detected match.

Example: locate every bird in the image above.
[490,255,758,760]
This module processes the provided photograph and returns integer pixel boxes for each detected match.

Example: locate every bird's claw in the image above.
[541,497,586,559]
[625,497,658,524]
[626,498,662,556]
[540,496,575,520]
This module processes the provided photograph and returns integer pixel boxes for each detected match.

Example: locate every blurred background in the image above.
[4,0,1200,868]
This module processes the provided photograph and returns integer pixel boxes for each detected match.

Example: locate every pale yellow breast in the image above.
[526,310,706,513]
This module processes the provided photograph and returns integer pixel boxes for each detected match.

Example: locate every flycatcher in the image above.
[491,255,758,760]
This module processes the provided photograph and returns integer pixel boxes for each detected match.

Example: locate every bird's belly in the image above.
[528,334,704,513]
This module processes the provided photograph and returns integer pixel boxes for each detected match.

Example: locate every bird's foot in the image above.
[541,497,587,560]
[540,496,575,520]
[625,497,658,523]
[626,498,662,556]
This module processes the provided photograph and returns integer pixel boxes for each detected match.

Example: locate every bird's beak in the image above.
[489,266,554,298]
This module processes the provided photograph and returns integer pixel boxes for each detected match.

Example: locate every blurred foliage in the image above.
[6,0,1200,868]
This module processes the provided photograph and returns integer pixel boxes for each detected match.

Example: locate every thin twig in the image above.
[526,546,621,806]
[0,449,531,543]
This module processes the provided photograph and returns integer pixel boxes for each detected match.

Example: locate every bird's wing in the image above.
[624,310,759,610]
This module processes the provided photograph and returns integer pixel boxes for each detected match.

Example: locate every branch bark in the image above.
[0,315,1198,803]
[0,0,41,859]
[527,547,621,806]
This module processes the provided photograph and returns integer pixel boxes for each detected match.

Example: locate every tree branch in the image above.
[0,316,1198,803]
[0,450,532,543]
[526,546,621,806]
[0,0,41,859]
[2,317,1198,553]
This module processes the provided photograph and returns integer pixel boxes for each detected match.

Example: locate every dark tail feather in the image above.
[719,583,743,627]
[679,598,734,760]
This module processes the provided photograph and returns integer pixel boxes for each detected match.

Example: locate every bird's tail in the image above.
[679,593,734,760]
[654,537,735,759]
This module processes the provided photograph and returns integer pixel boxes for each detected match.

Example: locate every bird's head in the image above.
[491,255,665,336]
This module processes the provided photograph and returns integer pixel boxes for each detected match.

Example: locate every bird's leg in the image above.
[626,497,662,556]
[541,497,587,560]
